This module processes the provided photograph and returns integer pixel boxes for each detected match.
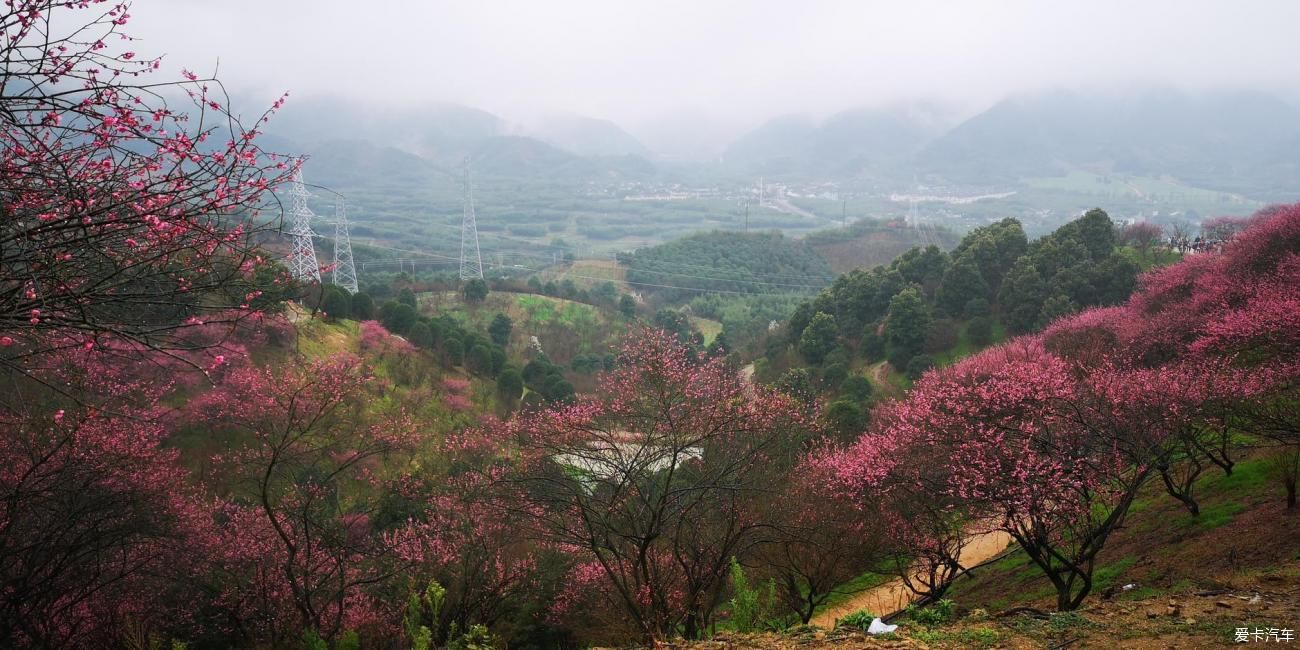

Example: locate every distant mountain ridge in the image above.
[722,104,955,177]
[518,113,650,158]
[263,96,658,183]
[914,88,1300,198]
[262,88,1300,199]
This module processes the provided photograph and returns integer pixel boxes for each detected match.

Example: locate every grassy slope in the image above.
[420,290,631,364]
[171,311,503,477]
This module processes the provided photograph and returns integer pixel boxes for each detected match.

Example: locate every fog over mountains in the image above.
[264,87,1300,200]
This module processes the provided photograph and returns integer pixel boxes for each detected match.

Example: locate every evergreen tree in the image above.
[825,399,868,436]
[775,368,816,405]
[442,338,464,367]
[1037,293,1078,328]
[860,327,886,362]
[998,259,1047,335]
[407,321,433,348]
[320,284,353,320]
[885,285,930,368]
[350,292,375,320]
[467,343,494,376]
[706,331,730,358]
[798,312,839,364]
[619,294,637,318]
[966,316,995,347]
[462,278,489,303]
[840,375,874,402]
[488,314,513,347]
[379,301,418,335]
[937,253,990,316]
[1056,208,1116,261]
[496,367,524,401]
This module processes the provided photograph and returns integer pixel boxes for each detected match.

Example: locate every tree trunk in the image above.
[1159,465,1201,516]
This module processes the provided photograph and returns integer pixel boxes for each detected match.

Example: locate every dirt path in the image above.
[868,361,900,398]
[809,529,1013,629]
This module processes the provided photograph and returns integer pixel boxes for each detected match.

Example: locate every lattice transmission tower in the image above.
[286,168,321,283]
[459,160,484,280]
[332,197,359,293]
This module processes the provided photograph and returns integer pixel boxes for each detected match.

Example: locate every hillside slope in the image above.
[669,449,1300,649]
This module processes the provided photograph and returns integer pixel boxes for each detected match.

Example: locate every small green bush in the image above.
[907,598,955,625]
[837,609,876,631]
[728,557,780,633]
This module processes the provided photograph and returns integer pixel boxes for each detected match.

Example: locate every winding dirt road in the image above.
[809,529,1013,629]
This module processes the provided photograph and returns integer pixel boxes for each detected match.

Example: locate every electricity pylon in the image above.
[459,160,483,280]
[286,168,321,283]
[332,197,358,293]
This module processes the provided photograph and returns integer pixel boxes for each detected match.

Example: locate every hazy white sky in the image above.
[128,0,1300,127]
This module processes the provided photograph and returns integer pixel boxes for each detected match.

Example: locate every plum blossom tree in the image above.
[485,329,818,641]
[1119,222,1163,257]
[0,0,294,384]
[755,459,888,623]
[386,470,540,646]
[0,349,205,648]
[848,341,1167,611]
[191,355,417,644]
[810,401,977,602]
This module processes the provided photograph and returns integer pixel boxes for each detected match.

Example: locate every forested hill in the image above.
[804,217,961,273]
[619,231,834,302]
[781,209,1144,383]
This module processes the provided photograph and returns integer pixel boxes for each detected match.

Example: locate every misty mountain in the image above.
[261,88,1300,201]
[521,113,650,157]
[631,109,743,162]
[264,96,503,151]
[263,96,658,183]
[721,106,942,177]
[917,88,1300,198]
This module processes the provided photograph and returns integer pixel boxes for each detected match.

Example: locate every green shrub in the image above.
[821,362,849,389]
[906,354,935,380]
[837,609,876,631]
[840,375,873,401]
[728,557,779,633]
[825,399,868,436]
[447,624,496,650]
[907,598,955,625]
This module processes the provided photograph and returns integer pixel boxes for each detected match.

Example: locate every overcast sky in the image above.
[128,0,1300,129]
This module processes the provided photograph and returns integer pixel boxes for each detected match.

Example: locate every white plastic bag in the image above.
[866,617,898,635]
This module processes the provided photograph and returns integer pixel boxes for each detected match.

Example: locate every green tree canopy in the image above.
[488,314,513,347]
[885,285,931,368]
[350,292,375,320]
[798,312,838,364]
[462,278,489,303]
[496,367,524,401]
[320,284,353,320]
